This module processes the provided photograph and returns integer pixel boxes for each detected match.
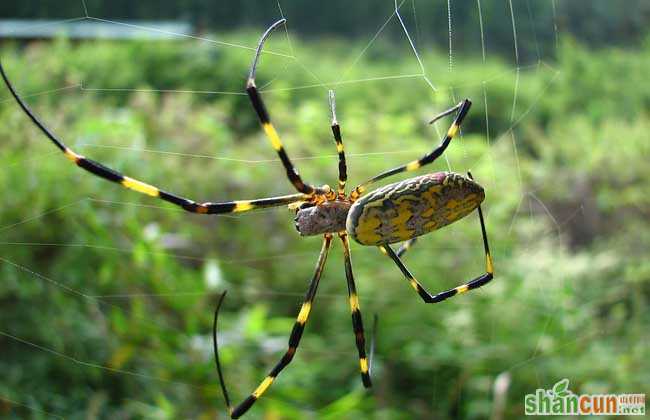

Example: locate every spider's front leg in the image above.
[0,60,312,215]
[246,19,328,197]
[329,90,347,197]
[380,191,494,304]
[350,99,471,200]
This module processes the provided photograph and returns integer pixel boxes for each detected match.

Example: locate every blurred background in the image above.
[0,1,648,419]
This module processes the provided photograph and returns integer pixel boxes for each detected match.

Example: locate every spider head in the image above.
[294,200,352,236]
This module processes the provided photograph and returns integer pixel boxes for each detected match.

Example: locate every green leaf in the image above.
[553,379,570,396]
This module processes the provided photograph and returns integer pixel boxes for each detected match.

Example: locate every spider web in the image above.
[0,0,597,417]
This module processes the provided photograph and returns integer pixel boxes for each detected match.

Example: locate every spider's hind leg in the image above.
[396,237,418,258]
[380,179,494,304]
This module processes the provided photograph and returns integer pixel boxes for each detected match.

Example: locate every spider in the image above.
[1,18,494,419]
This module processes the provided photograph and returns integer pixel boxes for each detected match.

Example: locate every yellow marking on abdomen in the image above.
[409,279,419,291]
[297,302,312,324]
[456,284,469,294]
[262,123,282,151]
[252,376,274,398]
[359,357,369,373]
[351,206,383,244]
[122,177,159,197]
[233,201,254,212]
[336,143,344,153]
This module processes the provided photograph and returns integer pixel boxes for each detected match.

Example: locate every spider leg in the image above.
[0,61,310,214]
[379,201,493,304]
[214,234,332,419]
[396,237,418,258]
[350,99,471,199]
[339,232,371,387]
[368,313,378,377]
[329,90,347,196]
[246,19,328,196]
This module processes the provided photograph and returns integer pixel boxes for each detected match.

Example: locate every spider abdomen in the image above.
[346,172,485,246]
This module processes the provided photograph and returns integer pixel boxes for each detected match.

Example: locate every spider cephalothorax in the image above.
[1,18,494,420]
[294,199,353,236]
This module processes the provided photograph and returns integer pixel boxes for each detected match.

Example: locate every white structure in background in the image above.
[0,19,193,40]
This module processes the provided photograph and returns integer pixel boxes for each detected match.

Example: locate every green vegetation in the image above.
[0,32,648,419]
[4,0,650,59]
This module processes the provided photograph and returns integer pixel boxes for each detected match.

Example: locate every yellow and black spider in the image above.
[0,19,494,419]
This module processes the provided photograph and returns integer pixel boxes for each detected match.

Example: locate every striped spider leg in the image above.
[380,172,494,303]
[330,92,370,386]
[329,90,347,197]
[0,62,314,215]
[213,234,333,419]
[211,89,373,419]
[396,237,418,257]
[350,98,472,200]
[245,19,331,197]
[339,232,372,387]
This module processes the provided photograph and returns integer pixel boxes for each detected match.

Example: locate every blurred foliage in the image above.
[2,0,650,61]
[0,30,649,420]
